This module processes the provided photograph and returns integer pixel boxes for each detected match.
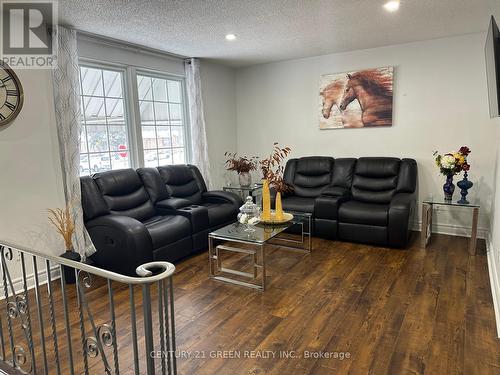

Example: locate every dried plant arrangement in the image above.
[48,205,75,252]
[224,152,259,174]
[268,165,293,193]
[259,143,292,180]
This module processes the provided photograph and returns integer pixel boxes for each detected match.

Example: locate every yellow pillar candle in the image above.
[275,192,284,221]
[261,179,271,221]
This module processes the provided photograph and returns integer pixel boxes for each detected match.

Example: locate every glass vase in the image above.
[238,172,252,187]
[457,171,473,204]
[443,174,455,201]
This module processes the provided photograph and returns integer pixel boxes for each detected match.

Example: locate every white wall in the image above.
[235,33,497,236]
[200,61,237,188]
[0,69,65,253]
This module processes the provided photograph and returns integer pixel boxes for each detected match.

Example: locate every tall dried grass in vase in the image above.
[48,205,75,252]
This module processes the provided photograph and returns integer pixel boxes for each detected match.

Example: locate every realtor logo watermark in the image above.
[1,0,57,68]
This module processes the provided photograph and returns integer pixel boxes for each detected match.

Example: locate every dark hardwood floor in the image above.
[172,233,500,375]
[1,232,499,374]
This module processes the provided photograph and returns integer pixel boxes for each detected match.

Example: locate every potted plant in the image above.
[224,152,258,187]
[48,205,80,284]
[259,143,292,220]
[433,146,471,201]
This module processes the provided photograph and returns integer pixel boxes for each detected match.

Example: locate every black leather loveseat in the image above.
[81,165,242,275]
[280,156,417,247]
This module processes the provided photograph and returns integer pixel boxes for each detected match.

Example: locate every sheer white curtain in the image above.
[52,26,95,258]
[185,58,211,188]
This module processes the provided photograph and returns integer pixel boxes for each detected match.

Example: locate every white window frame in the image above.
[78,57,191,172]
[134,68,191,168]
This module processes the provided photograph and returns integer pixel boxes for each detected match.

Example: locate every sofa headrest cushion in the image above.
[296,157,333,176]
[355,157,400,178]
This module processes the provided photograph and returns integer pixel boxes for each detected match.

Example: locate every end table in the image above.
[223,184,262,205]
[421,198,480,255]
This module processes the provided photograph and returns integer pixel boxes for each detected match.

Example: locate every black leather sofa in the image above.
[81,166,242,275]
[280,156,417,247]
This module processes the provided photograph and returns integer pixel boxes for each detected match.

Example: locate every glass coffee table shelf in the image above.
[421,197,480,255]
[208,211,312,291]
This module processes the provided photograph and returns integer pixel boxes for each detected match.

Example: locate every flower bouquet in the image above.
[433,146,471,201]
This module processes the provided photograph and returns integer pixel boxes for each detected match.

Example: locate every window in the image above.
[137,74,186,167]
[78,63,188,176]
[79,66,130,175]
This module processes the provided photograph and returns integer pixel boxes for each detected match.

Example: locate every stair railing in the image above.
[0,240,177,375]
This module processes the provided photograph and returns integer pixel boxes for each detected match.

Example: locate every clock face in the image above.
[0,63,23,127]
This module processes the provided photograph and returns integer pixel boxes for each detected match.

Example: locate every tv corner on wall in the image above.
[485,15,500,118]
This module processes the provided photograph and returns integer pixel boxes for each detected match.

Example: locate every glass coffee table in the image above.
[208,211,312,290]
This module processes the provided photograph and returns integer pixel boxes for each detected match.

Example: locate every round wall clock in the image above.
[0,62,23,127]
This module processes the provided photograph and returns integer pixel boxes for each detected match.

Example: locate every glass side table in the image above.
[421,197,480,255]
[223,184,262,205]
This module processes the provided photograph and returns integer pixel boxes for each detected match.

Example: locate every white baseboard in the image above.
[486,234,500,338]
[0,265,60,299]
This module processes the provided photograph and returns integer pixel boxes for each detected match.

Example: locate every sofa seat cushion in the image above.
[143,215,191,249]
[339,201,389,226]
[282,196,315,214]
[201,202,238,227]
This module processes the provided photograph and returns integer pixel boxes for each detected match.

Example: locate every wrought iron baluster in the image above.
[59,265,74,375]
[32,256,49,374]
[162,279,172,375]
[20,253,36,375]
[107,280,119,374]
[1,248,15,365]
[142,284,155,374]
[158,281,166,375]
[75,269,89,375]
[0,249,35,373]
[45,260,61,375]
[0,247,5,362]
[76,271,112,374]
[129,285,139,375]
[168,277,177,374]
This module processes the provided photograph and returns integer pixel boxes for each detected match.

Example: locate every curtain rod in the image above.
[75,30,190,61]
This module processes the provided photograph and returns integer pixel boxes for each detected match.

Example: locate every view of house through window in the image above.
[137,74,186,167]
[79,65,188,176]
[79,66,130,175]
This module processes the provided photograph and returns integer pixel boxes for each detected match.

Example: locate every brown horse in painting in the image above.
[339,69,393,127]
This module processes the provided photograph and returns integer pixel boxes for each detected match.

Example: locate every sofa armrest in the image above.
[156,197,192,210]
[202,190,243,206]
[388,193,416,248]
[315,194,351,220]
[87,215,154,276]
[321,186,351,197]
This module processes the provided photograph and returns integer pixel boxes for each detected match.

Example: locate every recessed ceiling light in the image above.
[225,34,236,41]
[383,0,400,12]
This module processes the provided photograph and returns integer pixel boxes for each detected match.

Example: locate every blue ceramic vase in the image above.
[457,171,473,204]
[443,174,455,201]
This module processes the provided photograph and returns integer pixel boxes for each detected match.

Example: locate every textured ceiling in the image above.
[59,0,500,67]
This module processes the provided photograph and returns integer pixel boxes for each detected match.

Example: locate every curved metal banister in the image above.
[0,240,175,283]
[0,239,177,374]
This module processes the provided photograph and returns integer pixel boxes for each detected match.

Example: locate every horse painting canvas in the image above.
[319,66,393,129]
